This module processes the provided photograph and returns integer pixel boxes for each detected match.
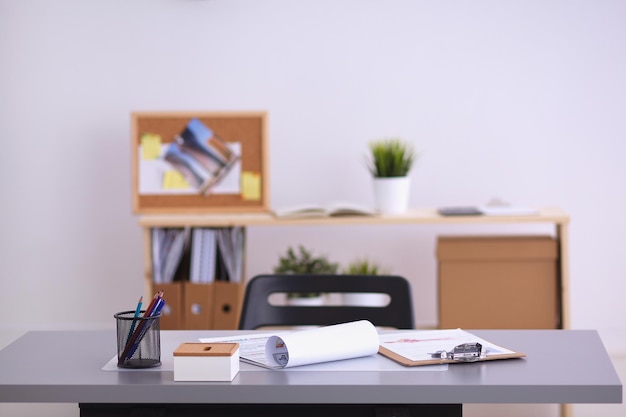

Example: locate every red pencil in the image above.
[142,291,162,317]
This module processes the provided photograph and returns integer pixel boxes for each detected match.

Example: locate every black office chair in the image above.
[238,274,415,330]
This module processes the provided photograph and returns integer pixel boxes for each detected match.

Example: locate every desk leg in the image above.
[556,222,570,330]
[142,227,153,300]
[79,403,463,417]
[560,403,572,417]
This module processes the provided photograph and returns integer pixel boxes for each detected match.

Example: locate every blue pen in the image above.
[125,295,166,362]
[119,291,161,364]
[153,297,166,317]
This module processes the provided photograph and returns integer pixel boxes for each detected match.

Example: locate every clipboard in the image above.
[377,329,526,367]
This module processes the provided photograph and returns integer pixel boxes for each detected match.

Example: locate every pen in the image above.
[153,297,167,317]
[119,292,158,364]
[142,290,164,318]
[119,291,165,364]
[126,296,143,345]
[124,295,166,363]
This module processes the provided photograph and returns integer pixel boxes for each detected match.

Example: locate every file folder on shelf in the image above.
[152,281,243,330]
[151,226,245,330]
[183,282,216,330]
[212,281,243,330]
[155,282,184,330]
[181,281,243,330]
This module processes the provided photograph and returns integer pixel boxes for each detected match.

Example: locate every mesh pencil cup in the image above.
[114,310,161,368]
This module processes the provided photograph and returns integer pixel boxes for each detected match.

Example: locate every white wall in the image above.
[2,0,625,353]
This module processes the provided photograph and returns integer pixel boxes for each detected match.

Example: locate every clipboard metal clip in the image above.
[429,342,486,362]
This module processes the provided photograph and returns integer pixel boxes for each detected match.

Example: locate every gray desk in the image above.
[0,330,621,417]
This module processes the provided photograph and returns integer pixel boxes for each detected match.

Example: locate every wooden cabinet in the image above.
[138,207,570,329]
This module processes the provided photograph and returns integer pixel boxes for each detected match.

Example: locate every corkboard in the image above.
[131,111,269,214]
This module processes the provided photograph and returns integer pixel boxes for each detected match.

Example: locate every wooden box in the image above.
[173,343,239,381]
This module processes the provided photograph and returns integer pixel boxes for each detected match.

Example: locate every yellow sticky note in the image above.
[162,170,190,190]
[141,133,162,160]
[241,171,261,201]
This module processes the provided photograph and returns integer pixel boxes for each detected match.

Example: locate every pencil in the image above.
[119,292,158,364]
[125,296,143,345]
[119,291,164,364]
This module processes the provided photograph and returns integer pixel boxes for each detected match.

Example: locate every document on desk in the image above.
[200,320,380,369]
[201,332,282,368]
[378,328,526,366]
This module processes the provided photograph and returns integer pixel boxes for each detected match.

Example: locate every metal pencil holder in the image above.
[114,310,161,369]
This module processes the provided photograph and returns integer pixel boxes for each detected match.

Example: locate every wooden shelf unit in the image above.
[138,207,571,329]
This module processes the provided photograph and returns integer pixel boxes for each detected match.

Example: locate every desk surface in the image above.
[0,329,620,405]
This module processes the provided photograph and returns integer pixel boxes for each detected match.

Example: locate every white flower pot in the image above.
[342,293,389,307]
[286,295,325,329]
[286,295,325,306]
[373,177,411,214]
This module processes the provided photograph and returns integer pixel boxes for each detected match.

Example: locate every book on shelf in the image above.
[151,228,189,284]
[438,205,539,217]
[151,226,245,285]
[273,202,377,219]
[189,228,217,283]
[188,226,245,284]
[214,227,245,283]
[477,205,539,216]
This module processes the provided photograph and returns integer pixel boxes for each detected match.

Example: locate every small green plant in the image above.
[343,258,390,275]
[273,245,339,298]
[274,245,339,274]
[367,138,417,178]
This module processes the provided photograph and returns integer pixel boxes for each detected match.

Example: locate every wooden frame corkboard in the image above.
[132,111,269,214]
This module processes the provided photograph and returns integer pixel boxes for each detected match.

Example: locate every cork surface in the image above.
[173,342,239,357]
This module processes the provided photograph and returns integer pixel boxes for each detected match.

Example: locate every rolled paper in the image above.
[265,320,380,368]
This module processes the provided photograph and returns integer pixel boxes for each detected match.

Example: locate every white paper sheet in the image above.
[378,328,516,362]
[265,320,380,368]
[200,321,380,369]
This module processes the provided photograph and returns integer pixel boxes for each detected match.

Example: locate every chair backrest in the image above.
[238,274,415,330]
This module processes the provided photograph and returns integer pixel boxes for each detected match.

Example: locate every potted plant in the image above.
[366,138,417,214]
[273,245,339,305]
[342,258,391,306]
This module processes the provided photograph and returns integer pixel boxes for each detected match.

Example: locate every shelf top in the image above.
[137,207,569,228]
